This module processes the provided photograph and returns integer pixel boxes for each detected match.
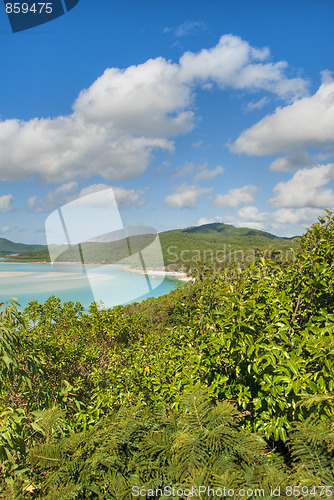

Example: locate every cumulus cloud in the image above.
[0,35,308,183]
[196,216,225,226]
[269,164,334,208]
[237,205,268,222]
[239,221,266,230]
[73,58,194,137]
[45,182,78,205]
[164,183,212,209]
[0,116,172,183]
[27,182,78,213]
[231,73,334,156]
[214,185,258,209]
[269,151,315,171]
[78,185,147,209]
[179,35,308,99]
[272,207,324,225]
[194,164,224,181]
[0,194,14,212]
[27,183,146,213]
[235,205,269,230]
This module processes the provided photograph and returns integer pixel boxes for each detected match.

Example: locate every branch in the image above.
[288,293,302,335]
[193,397,203,431]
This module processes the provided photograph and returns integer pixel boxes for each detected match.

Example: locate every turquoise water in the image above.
[0,262,181,310]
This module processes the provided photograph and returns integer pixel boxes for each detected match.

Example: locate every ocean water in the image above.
[0,261,181,310]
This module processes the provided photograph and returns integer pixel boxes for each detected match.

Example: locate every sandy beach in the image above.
[123,267,192,281]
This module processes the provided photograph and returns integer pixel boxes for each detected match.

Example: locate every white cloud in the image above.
[0,194,14,212]
[269,164,334,208]
[191,140,203,149]
[27,184,146,213]
[238,221,265,230]
[237,205,268,222]
[270,208,333,237]
[76,35,306,134]
[179,35,308,100]
[45,182,78,204]
[0,35,308,183]
[272,207,324,225]
[74,58,194,137]
[0,116,172,182]
[231,74,334,156]
[166,21,207,38]
[269,151,314,171]
[244,96,270,112]
[172,162,224,181]
[172,161,197,178]
[27,196,43,213]
[1,226,11,233]
[164,183,212,209]
[27,182,78,213]
[196,216,225,226]
[194,164,224,181]
[235,205,269,230]
[77,185,146,209]
[214,185,258,209]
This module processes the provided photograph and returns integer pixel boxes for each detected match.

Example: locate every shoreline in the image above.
[0,261,193,281]
[123,267,192,282]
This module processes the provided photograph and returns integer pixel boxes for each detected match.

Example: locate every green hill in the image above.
[182,221,279,238]
[0,238,45,255]
[3,222,298,269]
[159,222,297,270]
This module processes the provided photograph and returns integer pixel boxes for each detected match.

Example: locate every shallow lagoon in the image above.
[0,262,180,310]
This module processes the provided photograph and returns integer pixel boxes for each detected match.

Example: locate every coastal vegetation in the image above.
[0,211,333,498]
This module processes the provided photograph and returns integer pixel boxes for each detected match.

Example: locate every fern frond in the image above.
[290,416,334,483]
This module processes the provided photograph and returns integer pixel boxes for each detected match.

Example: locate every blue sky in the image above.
[1,0,334,244]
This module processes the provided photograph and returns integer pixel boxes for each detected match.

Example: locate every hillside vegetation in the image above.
[4,222,297,270]
[0,211,333,498]
[0,238,44,256]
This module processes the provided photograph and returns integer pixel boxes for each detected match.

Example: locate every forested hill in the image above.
[179,221,296,239]
[160,221,295,246]
[2,221,297,267]
[158,222,297,269]
[0,238,45,255]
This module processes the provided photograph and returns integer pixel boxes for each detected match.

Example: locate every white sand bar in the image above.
[0,271,34,277]
[124,267,192,281]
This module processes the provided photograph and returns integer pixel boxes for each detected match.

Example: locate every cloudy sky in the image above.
[1,0,334,243]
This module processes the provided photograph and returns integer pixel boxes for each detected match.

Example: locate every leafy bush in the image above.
[1,210,334,497]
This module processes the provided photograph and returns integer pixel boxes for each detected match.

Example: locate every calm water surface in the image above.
[0,262,180,310]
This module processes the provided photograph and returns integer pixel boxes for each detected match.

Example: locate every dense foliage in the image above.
[0,211,333,498]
